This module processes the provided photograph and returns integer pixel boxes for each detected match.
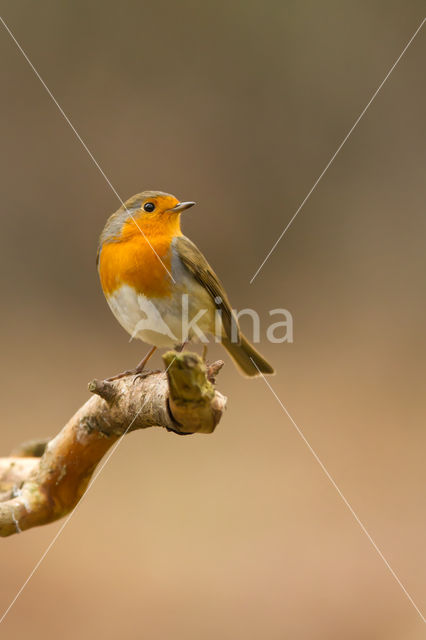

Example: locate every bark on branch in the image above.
[0,352,226,537]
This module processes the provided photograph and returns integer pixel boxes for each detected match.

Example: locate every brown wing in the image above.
[175,235,240,342]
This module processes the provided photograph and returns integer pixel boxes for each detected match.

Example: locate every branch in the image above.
[0,352,226,537]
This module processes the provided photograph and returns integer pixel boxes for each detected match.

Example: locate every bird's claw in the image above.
[132,369,161,384]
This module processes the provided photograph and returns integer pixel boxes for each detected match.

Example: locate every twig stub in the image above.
[88,378,117,403]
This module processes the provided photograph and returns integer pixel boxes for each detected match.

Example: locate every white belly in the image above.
[105,253,216,348]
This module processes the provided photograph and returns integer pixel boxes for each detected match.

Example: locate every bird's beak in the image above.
[169,201,196,213]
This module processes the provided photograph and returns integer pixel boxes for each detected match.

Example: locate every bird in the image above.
[97,190,274,378]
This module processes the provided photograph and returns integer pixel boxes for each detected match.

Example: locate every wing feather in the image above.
[175,235,239,342]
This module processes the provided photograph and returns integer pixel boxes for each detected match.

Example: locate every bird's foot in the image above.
[104,367,139,382]
[105,346,158,383]
[104,367,160,383]
[132,368,161,384]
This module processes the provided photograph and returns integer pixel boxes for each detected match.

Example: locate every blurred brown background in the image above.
[0,1,425,638]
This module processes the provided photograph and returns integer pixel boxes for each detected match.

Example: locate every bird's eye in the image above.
[143,202,155,212]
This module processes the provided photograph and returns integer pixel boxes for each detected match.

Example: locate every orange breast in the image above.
[99,234,174,298]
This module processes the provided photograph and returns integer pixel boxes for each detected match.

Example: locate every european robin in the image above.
[97,191,274,378]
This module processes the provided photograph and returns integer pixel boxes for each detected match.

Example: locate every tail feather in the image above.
[222,333,274,377]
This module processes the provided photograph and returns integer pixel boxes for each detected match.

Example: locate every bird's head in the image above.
[100,190,196,246]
